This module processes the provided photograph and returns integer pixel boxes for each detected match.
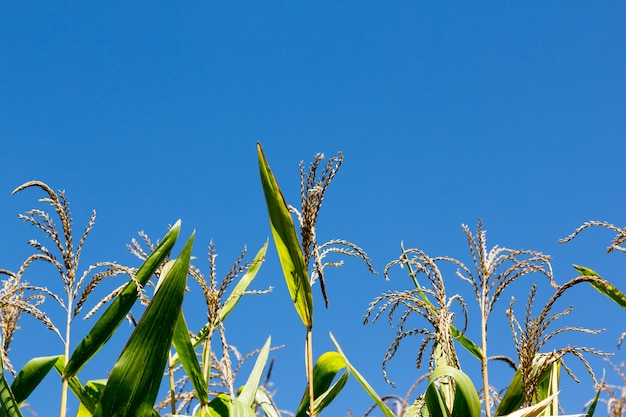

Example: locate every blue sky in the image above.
[1,2,626,416]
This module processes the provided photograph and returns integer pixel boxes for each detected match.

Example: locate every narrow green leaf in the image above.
[295,351,349,417]
[9,355,59,405]
[585,386,601,417]
[238,336,271,408]
[574,264,626,309]
[93,232,194,417]
[220,241,268,322]
[64,220,181,378]
[329,332,396,417]
[425,382,449,417]
[257,143,313,329]
[0,370,22,417]
[172,312,209,405]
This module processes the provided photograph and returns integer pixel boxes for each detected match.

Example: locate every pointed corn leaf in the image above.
[585,386,601,417]
[295,351,349,417]
[170,242,268,367]
[93,232,194,417]
[76,380,107,417]
[9,355,59,405]
[220,241,268,322]
[0,370,22,417]
[257,143,313,329]
[330,332,396,417]
[426,365,480,417]
[64,221,181,378]
[574,264,626,309]
[172,312,209,405]
[202,394,230,417]
[238,336,271,407]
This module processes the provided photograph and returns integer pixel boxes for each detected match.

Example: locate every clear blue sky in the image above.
[1,3,626,416]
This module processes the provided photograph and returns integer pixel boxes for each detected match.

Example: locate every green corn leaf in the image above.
[9,355,59,406]
[231,398,256,417]
[170,242,268,368]
[0,370,22,417]
[400,243,484,361]
[257,143,313,330]
[238,336,271,408]
[329,332,396,417]
[295,351,349,417]
[220,241,268,322]
[426,365,481,417]
[172,312,209,405]
[93,231,194,417]
[574,264,626,309]
[585,386,601,417]
[425,382,449,417]
[76,380,107,417]
[64,220,181,378]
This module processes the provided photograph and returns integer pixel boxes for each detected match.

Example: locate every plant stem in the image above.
[481,308,491,417]
[306,328,315,417]
[60,296,72,417]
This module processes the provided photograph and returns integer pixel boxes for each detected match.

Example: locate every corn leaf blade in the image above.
[329,332,396,417]
[426,365,481,417]
[9,355,59,405]
[0,370,22,417]
[172,312,209,405]
[93,231,194,417]
[238,336,271,408]
[295,351,349,417]
[574,264,626,309]
[257,143,313,329]
[64,220,181,378]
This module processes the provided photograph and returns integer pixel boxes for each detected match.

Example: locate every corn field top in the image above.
[1,3,626,417]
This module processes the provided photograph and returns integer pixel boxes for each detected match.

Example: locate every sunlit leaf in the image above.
[574,264,626,309]
[238,336,271,408]
[329,332,396,417]
[258,142,313,329]
[296,351,349,417]
[9,355,59,405]
[93,232,194,417]
[426,365,480,417]
[0,370,22,417]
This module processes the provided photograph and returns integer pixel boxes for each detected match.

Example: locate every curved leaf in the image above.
[329,332,396,417]
[574,264,626,309]
[64,220,181,378]
[93,231,194,417]
[10,355,59,405]
[172,312,208,405]
[258,143,313,329]
[296,351,349,417]
[426,365,480,417]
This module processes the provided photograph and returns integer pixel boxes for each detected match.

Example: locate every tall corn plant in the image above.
[257,143,376,417]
